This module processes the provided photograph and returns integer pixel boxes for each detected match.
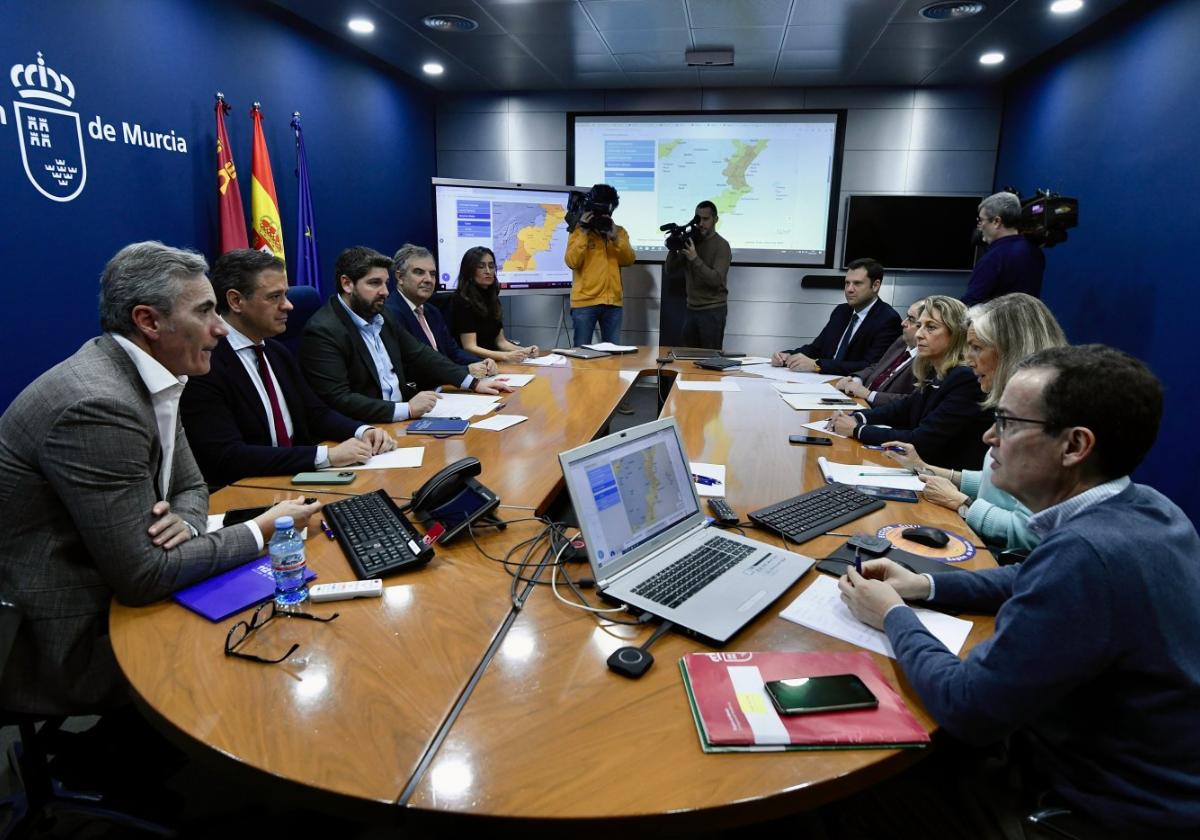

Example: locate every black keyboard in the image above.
[749,483,885,545]
[322,490,434,579]
[631,535,756,609]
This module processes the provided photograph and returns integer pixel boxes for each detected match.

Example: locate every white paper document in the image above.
[676,378,742,392]
[817,456,924,491]
[472,414,528,432]
[689,462,726,497]
[729,356,772,366]
[584,342,637,353]
[780,575,973,658]
[779,393,856,411]
[739,364,839,385]
[801,420,847,438]
[773,382,845,397]
[423,393,501,419]
[486,373,535,388]
[521,353,568,367]
[325,447,425,471]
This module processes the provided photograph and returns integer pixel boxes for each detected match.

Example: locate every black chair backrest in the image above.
[0,596,20,676]
[278,285,323,356]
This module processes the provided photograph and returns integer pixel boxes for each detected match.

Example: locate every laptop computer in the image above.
[559,417,814,645]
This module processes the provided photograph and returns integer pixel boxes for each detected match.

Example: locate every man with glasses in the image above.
[832,298,925,406]
[962,191,1045,306]
[838,345,1200,837]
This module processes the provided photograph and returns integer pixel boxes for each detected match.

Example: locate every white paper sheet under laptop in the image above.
[559,417,814,645]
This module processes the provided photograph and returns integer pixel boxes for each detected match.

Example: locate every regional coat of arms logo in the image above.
[10,52,86,202]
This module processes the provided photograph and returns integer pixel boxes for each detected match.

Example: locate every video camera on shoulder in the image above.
[660,215,700,251]
[566,183,619,233]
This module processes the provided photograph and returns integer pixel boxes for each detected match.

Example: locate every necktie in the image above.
[834,313,859,361]
[251,345,292,447]
[415,305,438,351]
[869,351,912,391]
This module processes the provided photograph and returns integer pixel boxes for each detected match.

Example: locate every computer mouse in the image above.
[902,526,950,549]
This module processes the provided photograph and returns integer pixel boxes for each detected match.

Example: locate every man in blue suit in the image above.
[386,243,496,379]
[771,258,902,376]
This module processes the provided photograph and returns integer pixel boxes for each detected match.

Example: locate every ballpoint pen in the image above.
[853,546,862,575]
[692,473,721,486]
[319,519,336,541]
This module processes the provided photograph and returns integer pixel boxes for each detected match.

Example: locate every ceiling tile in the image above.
[372,0,506,34]
[685,0,793,28]
[875,22,983,51]
[786,0,898,27]
[479,1,600,35]
[782,25,854,51]
[605,28,693,53]
[690,27,783,53]
[614,52,690,71]
[582,0,687,31]
[696,68,776,87]
[622,69,703,87]
[778,50,845,70]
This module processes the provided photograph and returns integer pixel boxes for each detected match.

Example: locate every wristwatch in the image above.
[464,376,478,391]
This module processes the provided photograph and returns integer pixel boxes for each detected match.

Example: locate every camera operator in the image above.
[665,201,732,350]
[565,183,635,346]
[962,191,1045,306]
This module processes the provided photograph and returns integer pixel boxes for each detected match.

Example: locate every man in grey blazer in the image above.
[832,298,925,407]
[0,241,318,715]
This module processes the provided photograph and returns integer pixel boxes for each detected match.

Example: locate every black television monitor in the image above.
[843,194,982,272]
[570,111,845,267]
[432,178,579,293]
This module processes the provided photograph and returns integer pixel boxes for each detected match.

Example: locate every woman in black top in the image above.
[448,246,539,364]
[827,295,991,469]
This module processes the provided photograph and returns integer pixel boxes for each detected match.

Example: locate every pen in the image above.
[435,385,444,394]
[495,403,507,410]
[692,473,721,486]
[319,519,336,541]
[853,546,862,575]
[857,469,915,476]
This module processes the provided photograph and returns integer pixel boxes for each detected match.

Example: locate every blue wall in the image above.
[996,0,1200,521]
[0,0,435,407]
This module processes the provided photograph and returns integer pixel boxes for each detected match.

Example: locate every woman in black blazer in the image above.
[827,295,991,469]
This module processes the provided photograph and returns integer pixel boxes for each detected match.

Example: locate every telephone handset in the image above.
[405,457,504,544]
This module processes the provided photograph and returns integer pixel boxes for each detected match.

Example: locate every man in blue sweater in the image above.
[841,344,1200,836]
[962,191,1045,305]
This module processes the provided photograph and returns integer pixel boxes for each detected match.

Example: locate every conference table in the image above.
[110,347,997,832]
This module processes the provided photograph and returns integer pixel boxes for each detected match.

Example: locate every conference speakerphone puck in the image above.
[607,646,654,678]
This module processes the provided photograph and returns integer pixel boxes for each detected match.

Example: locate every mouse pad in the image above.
[875,523,976,563]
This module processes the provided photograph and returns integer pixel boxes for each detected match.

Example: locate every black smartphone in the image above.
[854,485,919,503]
[764,674,878,715]
[222,505,269,526]
[788,435,833,446]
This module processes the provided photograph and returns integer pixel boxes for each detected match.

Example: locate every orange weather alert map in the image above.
[500,203,567,271]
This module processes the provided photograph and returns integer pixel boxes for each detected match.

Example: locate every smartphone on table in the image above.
[764,674,878,714]
[788,435,833,446]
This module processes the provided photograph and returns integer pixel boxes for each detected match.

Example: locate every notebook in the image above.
[555,346,611,359]
[559,417,814,645]
[407,418,470,435]
[174,557,317,622]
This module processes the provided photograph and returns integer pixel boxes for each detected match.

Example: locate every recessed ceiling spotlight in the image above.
[919,2,986,21]
[979,51,1005,65]
[347,18,375,35]
[422,62,445,76]
[1050,0,1084,13]
[422,14,479,32]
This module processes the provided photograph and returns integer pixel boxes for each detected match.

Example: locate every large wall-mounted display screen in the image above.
[843,194,983,272]
[433,178,577,292]
[570,112,844,266]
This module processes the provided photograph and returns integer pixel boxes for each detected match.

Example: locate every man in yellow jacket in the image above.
[565,183,635,346]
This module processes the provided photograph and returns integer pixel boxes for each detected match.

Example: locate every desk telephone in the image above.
[402,457,504,544]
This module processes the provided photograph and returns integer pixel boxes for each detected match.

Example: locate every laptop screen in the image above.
[562,421,701,577]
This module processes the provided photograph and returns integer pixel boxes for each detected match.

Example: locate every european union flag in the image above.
[291,113,321,292]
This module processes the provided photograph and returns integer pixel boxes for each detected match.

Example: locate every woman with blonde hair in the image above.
[827,295,991,469]
[885,293,1068,552]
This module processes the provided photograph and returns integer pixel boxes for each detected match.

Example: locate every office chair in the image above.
[278,284,322,356]
[0,595,176,838]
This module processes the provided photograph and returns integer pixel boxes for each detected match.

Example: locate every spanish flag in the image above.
[250,104,285,265]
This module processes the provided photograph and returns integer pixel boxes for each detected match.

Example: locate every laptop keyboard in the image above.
[630,535,756,609]
[748,483,884,545]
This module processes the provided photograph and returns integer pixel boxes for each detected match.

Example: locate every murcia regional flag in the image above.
[250,104,286,265]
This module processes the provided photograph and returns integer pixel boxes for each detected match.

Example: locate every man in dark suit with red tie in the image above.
[181,249,395,487]
[771,258,902,376]
[833,298,925,406]
[385,243,496,379]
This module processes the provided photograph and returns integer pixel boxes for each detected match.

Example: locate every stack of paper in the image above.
[424,393,502,419]
[584,342,637,353]
[676,378,742,392]
[472,415,527,432]
[773,382,845,397]
[780,393,854,411]
[816,456,923,490]
[324,447,425,471]
[779,576,973,659]
[739,364,839,385]
[521,353,568,367]
[486,373,535,387]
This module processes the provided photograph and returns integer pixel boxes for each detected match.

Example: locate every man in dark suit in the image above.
[301,246,509,425]
[832,298,924,406]
[0,242,318,714]
[385,243,497,379]
[181,249,395,487]
[771,258,902,376]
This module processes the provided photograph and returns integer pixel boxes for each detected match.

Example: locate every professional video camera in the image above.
[660,216,700,251]
[1000,187,1079,248]
[565,183,619,234]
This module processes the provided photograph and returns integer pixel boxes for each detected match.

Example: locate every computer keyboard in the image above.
[322,490,434,579]
[631,535,756,609]
[749,483,885,545]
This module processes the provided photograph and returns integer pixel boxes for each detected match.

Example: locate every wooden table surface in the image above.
[111,348,995,828]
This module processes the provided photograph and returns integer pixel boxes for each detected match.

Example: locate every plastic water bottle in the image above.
[269,516,308,607]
